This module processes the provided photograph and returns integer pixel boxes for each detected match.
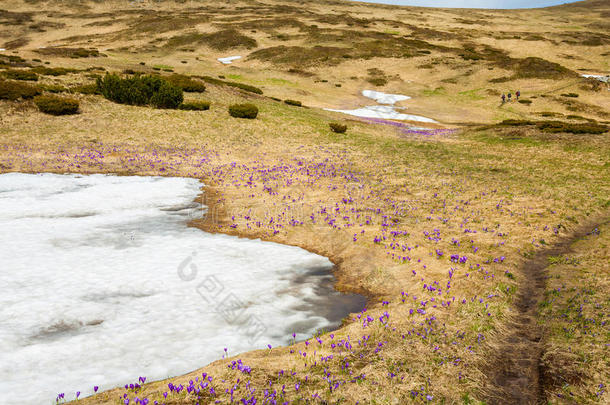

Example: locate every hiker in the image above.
[501,93,506,104]
[507,92,512,102]
[516,90,520,100]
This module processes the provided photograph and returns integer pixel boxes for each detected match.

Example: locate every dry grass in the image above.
[539,222,610,403]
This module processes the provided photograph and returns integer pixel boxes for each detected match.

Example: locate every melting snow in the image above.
[325,89,437,123]
[0,173,364,404]
[581,74,609,83]
[218,56,242,64]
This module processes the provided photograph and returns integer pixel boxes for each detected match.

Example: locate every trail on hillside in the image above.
[485,214,609,404]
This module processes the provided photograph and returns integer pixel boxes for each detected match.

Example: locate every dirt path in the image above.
[486,215,609,404]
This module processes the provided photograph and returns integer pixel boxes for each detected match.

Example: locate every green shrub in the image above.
[30,66,79,76]
[489,76,510,83]
[2,69,38,81]
[329,122,347,133]
[561,93,579,98]
[149,81,183,109]
[513,57,576,79]
[71,83,100,95]
[566,115,596,122]
[179,101,210,111]
[535,121,607,134]
[499,119,607,134]
[40,84,67,93]
[284,99,302,107]
[229,103,258,119]
[230,82,263,94]
[500,119,534,126]
[540,111,560,117]
[0,80,41,100]
[33,95,79,115]
[35,47,100,58]
[166,29,257,51]
[518,99,532,105]
[367,77,387,86]
[166,74,206,92]
[0,54,31,68]
[198,76,263,94]
[96,73,183,108]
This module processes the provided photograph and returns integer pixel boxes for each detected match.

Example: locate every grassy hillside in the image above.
[0,0,608,404]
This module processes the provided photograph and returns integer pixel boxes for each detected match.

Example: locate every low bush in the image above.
[367,77,387,86]
[30,66,79,76]
[230,82,263,94]
[284,99,302,107]
[499,119,608,134]
[0,80,41,100]
[566,115,595,122]
[228,103,258,119]
[536,121,607,134]
[518,99,532,105]
[40,84,67,93]
[512,57,576,80]
[500,119,534,126]
[71,83,100,95]
[561,92,579,98]
[35,47,101,58]
[96,74,183,108]
[0,54,31,68]
[33,95,79,115]
[329,122,347,133]
[540,111,560,117]
[166,74,206,92]
[199,76,263,94]
[179,101,210,111]
[149,81,183,109]
[2,69,38,81]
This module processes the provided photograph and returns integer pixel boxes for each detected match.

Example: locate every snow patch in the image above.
[325,89,437,123]
[0,173,363,404]
[362,90,411,104]
[218,55,242,64]
[581,74,609,83]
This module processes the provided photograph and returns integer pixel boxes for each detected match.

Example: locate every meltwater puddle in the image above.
[0,173,365,404]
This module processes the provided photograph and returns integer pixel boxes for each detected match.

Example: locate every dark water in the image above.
[349,0,582,9]
[282,264,367,339]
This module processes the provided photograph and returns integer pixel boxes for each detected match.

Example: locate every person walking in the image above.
[516,90,521,100]
[507,92,512,102]
[501,93,506,104]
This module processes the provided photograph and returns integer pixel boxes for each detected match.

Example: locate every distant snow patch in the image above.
[362,90,411,104]
[218,56,241,64]
[581,74,609,83]
[325,89,437,123]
